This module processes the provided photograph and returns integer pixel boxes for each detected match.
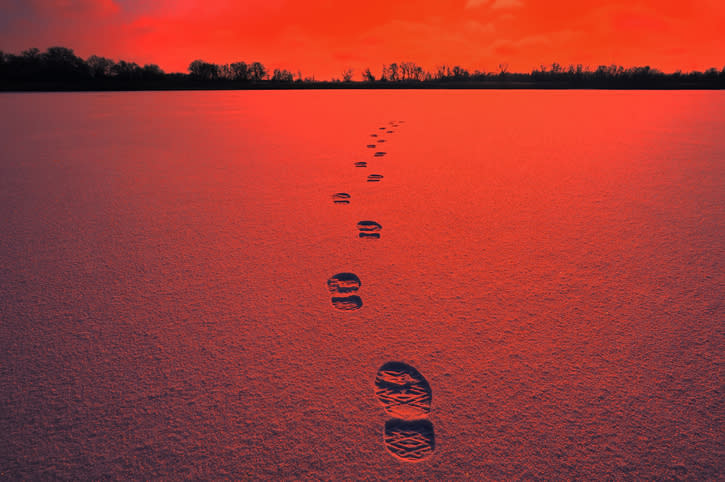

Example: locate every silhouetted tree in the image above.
[411,63,425,81]
[230,61,249,81]
[389,62,399,81]
[362,68,375,82]
[451,66,469,79]
[43,47,89,79]
[87,55,114,78]
[380,64,389,81]
[398,61,424,81]
[22,48,41,61]
[342,68,354,82]
[188,59,220,80]
[272,68,294,82]
[248,62,266,81]
[112,60,143,80]
[142,64,164,79]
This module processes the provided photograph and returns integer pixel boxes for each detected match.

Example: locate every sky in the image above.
[1,0,723,79]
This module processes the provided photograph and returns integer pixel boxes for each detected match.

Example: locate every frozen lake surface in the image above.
[0,90,723,479]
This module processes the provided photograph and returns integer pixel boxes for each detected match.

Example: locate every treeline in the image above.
[0,47,167,81]
[0,47,303,84]
[1,47,723,90]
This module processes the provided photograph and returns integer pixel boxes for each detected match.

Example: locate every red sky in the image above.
[1,0,723,79]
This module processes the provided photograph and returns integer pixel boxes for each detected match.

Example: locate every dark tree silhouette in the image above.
[188,59,220,80]
[272,68,294,82]
[362,68,375,82]
[42,47,88,79]
[142,64,164,79]
[230,61,249,81]
[0,46,722,90]
[86,55,114,78]
[248,62,266,81]
[388,62,399,81]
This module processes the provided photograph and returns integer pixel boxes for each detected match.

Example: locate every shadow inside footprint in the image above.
[366,144,377,148]
[375,361,432,419]
[384,419,435,462]
[367,174,384,182]
[371,134,378,137]
[327,273,361,293]
[355,161,368,168]
[374,152,386,157]
[332,192,351,204]
[357,220,382,238]
[331,295,363,311]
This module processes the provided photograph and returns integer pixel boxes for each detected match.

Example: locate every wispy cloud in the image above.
[29,0,120,16]
[490,0,523,9]
[465,0,488,8]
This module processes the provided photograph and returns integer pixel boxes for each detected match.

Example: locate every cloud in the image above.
[490,0,523,9]
[29,0,120,17]
[466,20,496,34]
[466,0,523,10]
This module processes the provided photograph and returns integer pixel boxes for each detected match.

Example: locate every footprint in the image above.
[332,193,351,204]
[366,144,377,148]
[374,152,386,158]
[387,130,394,134]
[367,174,384,182]
[375,362,435,462]
[371,134,378,137]
[374,362,432,419]
[384,420,435,462]
[327,273,361,293]
[357,221,382,239]
[355,161,368,168]
[379,127,386,130]
[327,273,363,311]
[377,139,386,143]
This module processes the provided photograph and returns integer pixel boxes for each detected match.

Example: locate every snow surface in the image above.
[0,90,723,479]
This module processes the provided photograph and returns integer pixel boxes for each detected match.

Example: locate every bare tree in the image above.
[248,62,266,81]
[230,62,249,81]
[188,59,220,80]
[272,68,294,82]
[380,64,389,81]
[389,62,399,81]
[87,55,114,78]
[362,67,375,82]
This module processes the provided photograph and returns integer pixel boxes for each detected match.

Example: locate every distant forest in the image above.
[1,47,723,90]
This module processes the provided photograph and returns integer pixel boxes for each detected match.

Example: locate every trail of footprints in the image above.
[330,120,433,462]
